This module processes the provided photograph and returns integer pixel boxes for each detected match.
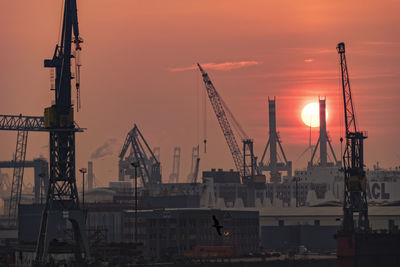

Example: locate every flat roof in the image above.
[255,206,400,217]
[123,208,259,218]
[121,206,400,217]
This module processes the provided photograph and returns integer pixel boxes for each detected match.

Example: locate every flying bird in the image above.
[212,215,223,236]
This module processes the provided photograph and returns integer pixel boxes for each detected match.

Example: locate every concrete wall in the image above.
[261,225,339,250]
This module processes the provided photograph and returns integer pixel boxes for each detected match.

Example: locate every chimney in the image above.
[88,161,94,190]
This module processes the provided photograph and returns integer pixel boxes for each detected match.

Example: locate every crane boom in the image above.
[119,124,161,186]
[197,63,246,179]
[337,42,369,233]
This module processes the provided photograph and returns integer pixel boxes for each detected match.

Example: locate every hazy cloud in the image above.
[304,59,314,63]
[287,47,336,54]
[91,138,117,159]
[364,41,400,46]
[169,61,260,72]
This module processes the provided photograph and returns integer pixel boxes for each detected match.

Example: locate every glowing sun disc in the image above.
[301,103,328,127]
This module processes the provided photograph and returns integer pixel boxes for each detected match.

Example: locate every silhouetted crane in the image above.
[337,42,369,233]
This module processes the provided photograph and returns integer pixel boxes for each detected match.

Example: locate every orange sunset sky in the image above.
[0,0,399,187]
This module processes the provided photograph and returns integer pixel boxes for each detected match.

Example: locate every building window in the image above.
[278,220,284,226]
[314,220,320,226]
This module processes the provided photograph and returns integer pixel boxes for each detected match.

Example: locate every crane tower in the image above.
[258,97,292,183]
[197,64,255,183]
[337,42,369,233]
[309,98,338,167]
[34,0,90,264]
[169,147,181,183]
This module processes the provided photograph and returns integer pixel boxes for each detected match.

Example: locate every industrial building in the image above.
[15,204,259,262]
[122,209,259,259]
[259,206,400,251]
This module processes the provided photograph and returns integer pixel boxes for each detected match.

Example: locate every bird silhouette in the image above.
[212,215,223,236]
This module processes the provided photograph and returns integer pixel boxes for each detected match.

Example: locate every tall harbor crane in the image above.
[197,64,255,183]
[0,158,49,205]
[119,124,161,186]
[8,129,28,226]
[34,0,90,264]
[337,42,369,232]
[309,99,338,167]
[0,116,82,231]
[0,116,35,226]
[187,146,200,183]
[258,97,292,183]
[169,147,181,183]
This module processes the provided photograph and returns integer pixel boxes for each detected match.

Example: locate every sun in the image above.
[301,103,328,127]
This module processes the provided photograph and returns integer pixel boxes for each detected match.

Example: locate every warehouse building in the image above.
[122,208,259,259]
[259,206,400,251]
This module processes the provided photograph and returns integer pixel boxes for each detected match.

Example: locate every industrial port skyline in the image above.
[0,0,400,265]
[1,0,399,186]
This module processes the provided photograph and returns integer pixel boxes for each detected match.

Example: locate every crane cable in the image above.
[337,54,344,159]
[203,73,207,153]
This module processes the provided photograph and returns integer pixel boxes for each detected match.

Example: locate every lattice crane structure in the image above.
[197,64,255,183]
[187,146,200,183]
[169,147,181,183]
[119,124,161,186]
[34,0,89,264]
[0,114,82,228]
[337,42,369,233]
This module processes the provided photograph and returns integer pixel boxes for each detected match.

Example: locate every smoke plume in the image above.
[91,138,117,159]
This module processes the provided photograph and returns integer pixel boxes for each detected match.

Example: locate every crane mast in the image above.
[197,64,253,182]
[35,0,89,265]
[337,42,369,233]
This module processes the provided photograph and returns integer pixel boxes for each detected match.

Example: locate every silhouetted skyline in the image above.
[1,0,399,187]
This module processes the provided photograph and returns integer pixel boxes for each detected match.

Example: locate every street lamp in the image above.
[130,161,140,243]
[79,168,87,206]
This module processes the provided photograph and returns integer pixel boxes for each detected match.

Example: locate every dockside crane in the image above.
[34,0,89,264]
[0,115,82,229]
[258,97,292,183]
[197,64,255,183]
[337,42,369,233]
[169,147,181,183]
[119,124,161,186]
[187,146,200,183]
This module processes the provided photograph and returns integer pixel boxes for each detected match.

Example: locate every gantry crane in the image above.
[197,64,255,183]
[8,129,27,226]
[169,147,181,183]
[187,146,200,183]
[0,115,52,227]
[119,124,161,186]
[258,97,292,183]
[0,158,49,204]
[34,0,90,264]
[337,42,369,232]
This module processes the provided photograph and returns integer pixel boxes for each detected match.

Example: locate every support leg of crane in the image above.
[34,209,90,266]
[70,210,91,261]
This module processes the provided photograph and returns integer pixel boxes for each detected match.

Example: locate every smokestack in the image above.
[88,161,94,190]
[319,99,327,166]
